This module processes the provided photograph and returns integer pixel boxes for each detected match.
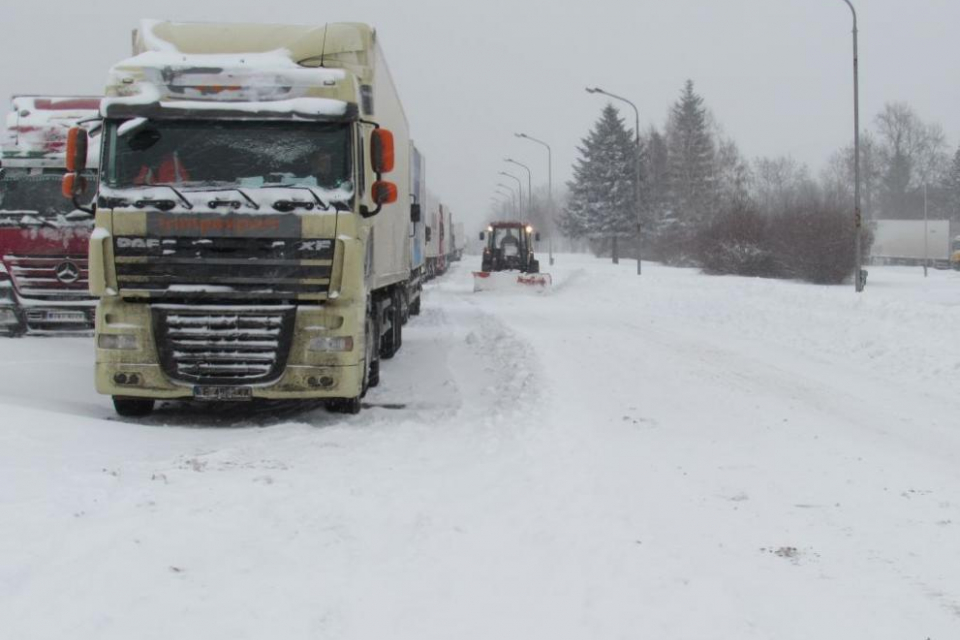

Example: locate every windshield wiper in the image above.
[270,185,330,211]
[271,199,318,213]
[228,188,260,210]
[128,185,194,210]
[162,185,194,210]
[133,198,177,212]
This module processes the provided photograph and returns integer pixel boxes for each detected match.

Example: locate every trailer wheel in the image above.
[410,294,421,316]
[113,397,155,417]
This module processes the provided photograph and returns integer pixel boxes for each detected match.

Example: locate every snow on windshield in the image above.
[105,119,353,197]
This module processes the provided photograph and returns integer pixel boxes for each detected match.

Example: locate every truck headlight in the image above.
[98,333,139,350]
[0,307,19,325]
[308,336,354,352]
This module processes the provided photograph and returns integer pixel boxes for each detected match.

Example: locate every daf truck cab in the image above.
[66,21,416,416]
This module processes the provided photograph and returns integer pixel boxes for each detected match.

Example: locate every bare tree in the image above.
[874,102,950,217]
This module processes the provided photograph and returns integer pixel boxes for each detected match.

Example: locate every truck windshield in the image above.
[103,120,352,193]
[0,169,95,217]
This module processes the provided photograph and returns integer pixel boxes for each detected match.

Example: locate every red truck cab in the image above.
[0,96,100,335]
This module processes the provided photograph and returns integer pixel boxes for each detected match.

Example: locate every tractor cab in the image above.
[480,222,540,274]
[473,221,551,292]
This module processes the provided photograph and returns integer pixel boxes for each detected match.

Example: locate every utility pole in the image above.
[516,132,555,265]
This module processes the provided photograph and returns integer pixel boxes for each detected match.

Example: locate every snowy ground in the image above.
[2,255,959,639]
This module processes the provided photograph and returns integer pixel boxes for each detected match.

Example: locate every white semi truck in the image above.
[65,21,419,415]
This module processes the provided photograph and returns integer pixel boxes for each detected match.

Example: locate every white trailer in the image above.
[424,196,445,279]
[453,221,465,261]
[871,219,951,266]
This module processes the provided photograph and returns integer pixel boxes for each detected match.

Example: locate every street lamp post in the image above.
[505,159,533,213]
[516,132,555,265]
[499,171,524,222]
[496,183,520,219]
[587,86,642,274]
[840,0,864,293]
[491,196,510,220]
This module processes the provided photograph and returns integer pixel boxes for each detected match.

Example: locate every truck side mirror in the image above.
[372,180,397,205]
[535,232,541,242]
[371,129,395,174]
[410,203,421,223]
[61,173,88,199]
[66,127,88,173]
[479,232,485,241]
[425,226,432,242]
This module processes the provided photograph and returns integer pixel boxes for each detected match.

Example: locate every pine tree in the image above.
[663,80,717,263]
[641,127,671,259]
[562,104,637,262]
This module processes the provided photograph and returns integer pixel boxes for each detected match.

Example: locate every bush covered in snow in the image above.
[771,199,874,285]
[696,200,781,278]
[695,195,874,284]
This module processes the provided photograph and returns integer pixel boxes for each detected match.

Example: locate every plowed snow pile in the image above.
[2,255,959,639]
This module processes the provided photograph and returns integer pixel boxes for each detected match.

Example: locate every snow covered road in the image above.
[2,256,959,639]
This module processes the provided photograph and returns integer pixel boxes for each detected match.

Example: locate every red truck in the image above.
[0,96,100,336]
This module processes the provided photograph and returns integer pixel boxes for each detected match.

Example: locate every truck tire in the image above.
[379,289,402,360]
[366,300,380,388]
[410,294,421,316]
[113,397,155,417]
[326,396,362,414]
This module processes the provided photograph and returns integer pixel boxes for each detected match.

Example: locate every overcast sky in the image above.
[3,0,958,229]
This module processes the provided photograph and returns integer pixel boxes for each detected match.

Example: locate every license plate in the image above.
[47,311,87,322]
[193,386,253,401]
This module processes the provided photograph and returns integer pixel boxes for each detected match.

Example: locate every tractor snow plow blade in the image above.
[473,271,552,293]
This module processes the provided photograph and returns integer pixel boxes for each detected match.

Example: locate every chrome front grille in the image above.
[114,236,334,302]
[4,255,92,300]
[153,306,296,385]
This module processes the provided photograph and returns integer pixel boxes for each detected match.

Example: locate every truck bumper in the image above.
[95,362,365,400]
[94,297,367,401]
[0,287,95,336]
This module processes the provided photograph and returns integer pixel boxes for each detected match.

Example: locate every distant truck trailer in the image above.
[870,219,952,267]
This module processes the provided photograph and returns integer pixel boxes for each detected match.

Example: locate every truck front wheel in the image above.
[113,397,155,417]
[326,397,362,414]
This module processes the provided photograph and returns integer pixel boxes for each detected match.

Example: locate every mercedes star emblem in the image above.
[55,261,81,284]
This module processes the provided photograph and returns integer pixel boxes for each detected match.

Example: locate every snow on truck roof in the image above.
[101,21,376,121]
[1,96,102,166]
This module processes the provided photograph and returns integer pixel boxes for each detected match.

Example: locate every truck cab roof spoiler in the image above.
[101,99,359,122]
